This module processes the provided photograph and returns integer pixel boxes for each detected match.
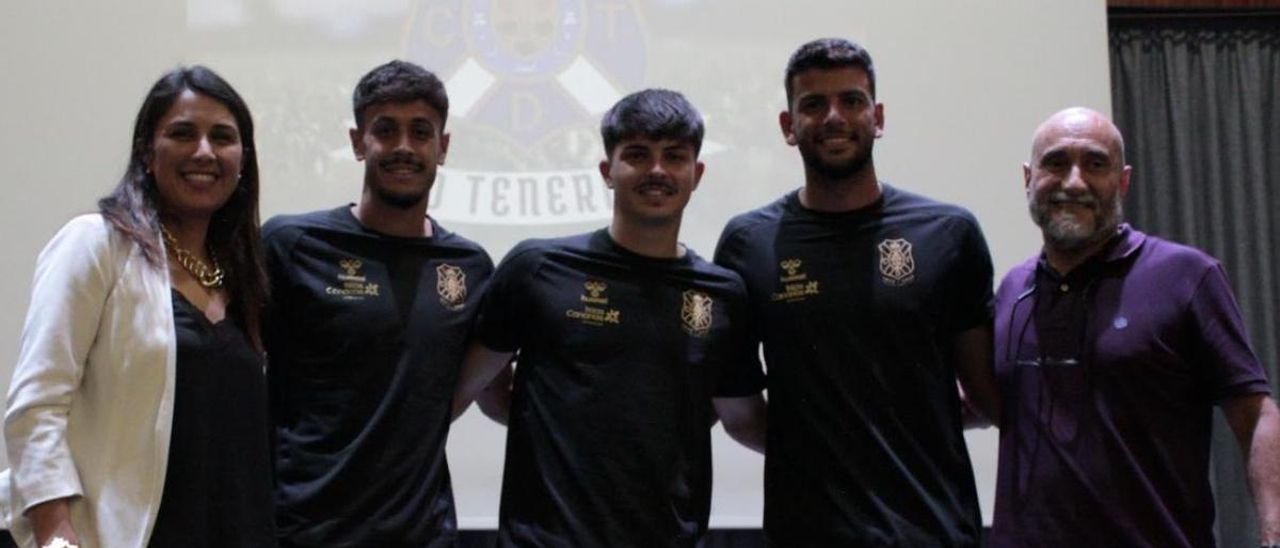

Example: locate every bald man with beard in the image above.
[990,107,1280,547]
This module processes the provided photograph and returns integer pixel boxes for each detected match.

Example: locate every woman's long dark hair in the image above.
[98,65,268,351]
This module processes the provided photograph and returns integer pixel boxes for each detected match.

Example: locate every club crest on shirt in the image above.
[878,238,916,286]
[681,290,714,337]
[567,279,622,326]
[771,258,821,302]
[437,264,468,311]
[325,257,380,300]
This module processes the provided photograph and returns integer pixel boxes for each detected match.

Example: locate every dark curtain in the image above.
[1110,12,1280,548]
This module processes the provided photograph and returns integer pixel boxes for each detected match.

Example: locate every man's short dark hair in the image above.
[784,38,877,104]
[600,88,705,156]
[352,60,449,128]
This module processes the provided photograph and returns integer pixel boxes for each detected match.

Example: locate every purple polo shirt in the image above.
[990,224,1271,548]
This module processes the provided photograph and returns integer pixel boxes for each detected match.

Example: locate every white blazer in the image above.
[2,214,175,548]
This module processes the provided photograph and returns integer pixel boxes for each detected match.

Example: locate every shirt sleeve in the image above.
[261,220,300,424]
[712,221,769,397]
[712,219,747,273]
[944,213,995,333]
[474,241,543,353]
[1188,263,1271,402]
[712,278,767,398]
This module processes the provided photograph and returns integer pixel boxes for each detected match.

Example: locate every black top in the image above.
[149,291,274,548]
[715,185,993,547]
[263,206,493,548]
[477,229,765,548]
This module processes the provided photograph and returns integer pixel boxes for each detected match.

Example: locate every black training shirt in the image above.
[715,185,993,547]
[264,206,493,548]
[478,229,765,548]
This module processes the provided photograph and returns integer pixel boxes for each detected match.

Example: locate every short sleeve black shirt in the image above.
[477,229,764,548]
[263,206,493,548]
[715,185,993,547]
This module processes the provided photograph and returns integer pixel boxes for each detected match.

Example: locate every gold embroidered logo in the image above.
[436,264,468,311]
[567,279,622,326]
[340,259,362,276]
[681,290,714,337]
[780,259,803,279]
[878,238,916,286]
[582,280,608,304]
[771,258,821,302]
[326,257,379,300]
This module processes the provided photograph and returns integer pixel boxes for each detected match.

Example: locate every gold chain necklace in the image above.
[161,225,225,288]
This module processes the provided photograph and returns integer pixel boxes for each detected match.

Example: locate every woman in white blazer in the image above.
[3,66,272,548]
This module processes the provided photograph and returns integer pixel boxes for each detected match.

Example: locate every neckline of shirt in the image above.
[783,183,892,221]
[335,203,445,242]
[591,228,695,268]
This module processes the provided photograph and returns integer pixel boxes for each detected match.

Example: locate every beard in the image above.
[365,155,432,210]
[370,183,429,210]
[798,136,875,182]
[1029,188,1123,252]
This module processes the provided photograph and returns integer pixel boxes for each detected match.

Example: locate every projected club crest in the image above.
[405,0,647,226]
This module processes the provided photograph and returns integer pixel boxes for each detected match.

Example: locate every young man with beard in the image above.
[262,60,493,547]
[451,89,767,547]
[990,107,1280,547]
[713,38,1000,546]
